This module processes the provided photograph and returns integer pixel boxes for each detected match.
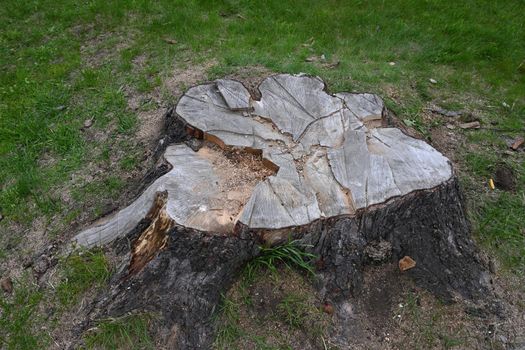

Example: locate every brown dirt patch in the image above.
[215,268,333,350]
[128,60,218,146]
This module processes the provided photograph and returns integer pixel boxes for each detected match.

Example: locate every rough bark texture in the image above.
[74,75,493,349]
[98,228,257,349]
[297,178,489,303]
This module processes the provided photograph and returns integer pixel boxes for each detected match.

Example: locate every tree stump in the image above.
[74,74,491,349]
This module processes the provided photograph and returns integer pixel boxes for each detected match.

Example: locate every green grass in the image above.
[0,277,48,350]
[56,249,111,306]
[463,150,525,272]
[276,294,311,329]
[84,314,154,350]
[238,240,316,306]
[0,0,524,348]
[245,240,317,281]
[214,295,244,348]
[215,245,322,349]
[397,292,466,349]
[473,190,525,271]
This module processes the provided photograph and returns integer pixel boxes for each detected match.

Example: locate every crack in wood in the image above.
[73,74,453,246]
[269,75,318,122]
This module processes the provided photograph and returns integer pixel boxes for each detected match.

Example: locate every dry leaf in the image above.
[163,38,178,45]
[459,121,480,129]
[322,303,334,314]
[510,136,524,150]
[305,55,319,62]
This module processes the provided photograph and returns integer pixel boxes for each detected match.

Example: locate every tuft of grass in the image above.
[56,249,111,306]
[276,294,310,329]
[237,240,317,309]
[84,314,154,350]
[244,240,316,282]
[214,295,243,349]
[120,153,140,171]
[0,277,48,350]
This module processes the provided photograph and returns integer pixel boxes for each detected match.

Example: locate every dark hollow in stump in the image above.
[74,74,492,349]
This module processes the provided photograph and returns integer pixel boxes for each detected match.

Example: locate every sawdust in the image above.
[197,142,276,223]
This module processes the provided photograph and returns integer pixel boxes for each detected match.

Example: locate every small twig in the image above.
[477,127,525,133]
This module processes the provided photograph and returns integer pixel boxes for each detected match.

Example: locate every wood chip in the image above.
[399,256,416,271]
[163,38,177,45]
[323,60,340,69]
[459,121,480,129]
[427,107,462,118]
[83,118,93,129]
[305,55,319,62]
[510,136,524,150]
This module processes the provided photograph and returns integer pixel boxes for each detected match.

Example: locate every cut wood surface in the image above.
[74,74,452,247]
